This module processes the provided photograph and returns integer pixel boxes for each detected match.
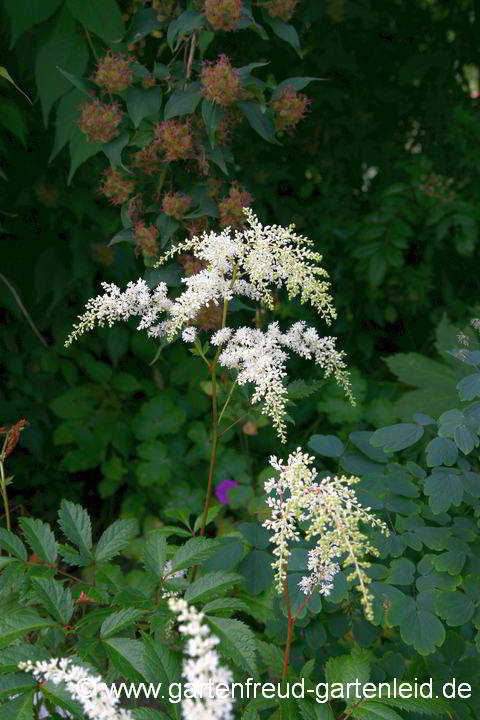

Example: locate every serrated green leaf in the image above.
[31,577,74,624]
[169,538,221,573]
[202,597,251,616]
[142,530,167,578]
[0,687,35,719]
[0,674,36,700]
[57,499,92,558]
[206,616,257,675]
[0,610,56,649]
[185,571,243,604]
[0,528,27,560]
[100,608,146,639]
[95,518,139,563]
[350,702,403,720]
[103,638,146,682]
[18,517,57,564]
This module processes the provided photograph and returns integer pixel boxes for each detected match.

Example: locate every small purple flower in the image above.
[215,478,237,504]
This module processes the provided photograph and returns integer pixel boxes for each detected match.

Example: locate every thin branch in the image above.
[0,272,48,347]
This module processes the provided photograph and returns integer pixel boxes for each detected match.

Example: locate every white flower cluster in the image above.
[263,449,389,620]
[168,598,234,720]
[212,322,352,441]
[18,658,132,720]
[161,559,187,599]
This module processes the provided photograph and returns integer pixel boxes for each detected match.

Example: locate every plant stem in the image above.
[282,577,293,681]
[0,459,11,533]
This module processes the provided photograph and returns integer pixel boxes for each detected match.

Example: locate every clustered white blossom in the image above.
[212,321,352,441]
[65,212,353,441]
[18,658,132,720]
[168,598,234,720]
[263,449,389,620]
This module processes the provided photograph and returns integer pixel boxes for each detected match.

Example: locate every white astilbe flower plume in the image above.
[212,322,352,442]
[18,658,132,720]
[168,598,234,720]
[263,449,389,620]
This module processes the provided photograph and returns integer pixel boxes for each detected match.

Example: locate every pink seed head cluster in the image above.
[271,87,311,131]
[154,119,194,161]
[218,183,253,227]
[201,55,241,107]
[77,100,123,144]
[134,221,158,257]
[204,0,243,31]
[93,51,134,93]
[162,192,193,219]
[265,0,299,21]
[99,169,135,205]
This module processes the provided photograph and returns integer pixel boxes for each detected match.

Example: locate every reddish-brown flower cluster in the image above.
[77,100,123,144]
[127,195,145,223]
[216,108,243,146]
[134,221,158,257]
[201,55,241,107]
[264,0,299,21]
[0,419,28,459]
[218,183,253,227]
[204,0,243,31]
[162,192,193,219]
[99,169,135,205]
[93,51,133,93]
[271,86,310,131]
[155,119,195,160]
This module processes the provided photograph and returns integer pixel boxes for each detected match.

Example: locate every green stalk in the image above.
[0,437,11,533]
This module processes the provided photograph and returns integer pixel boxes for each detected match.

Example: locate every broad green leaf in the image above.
[287,380,324,399]
[238,550,274,595]
[425,437,458,467]
[66,0,124,42]
[0,644,50,673]
[132,397,187,440]
[41,680,84,716]
[135,441,171,486]
[103,638,146,683]
[424,470,463,514]
[4,0,62,47]
[0,100,27,146]
[370,423,424,452]
[164,89,202,121]
[264,17,300,52]
[325,648,370,701]
[35,16,89,125]
[0,528,27,560]
[238,522,271,550]
[95,518,139,563]
[103,132,130,170]
[454,424,478,454]
[236,101,279,144]
[130,710,172,720]
[435,590,474,626]
[255,639,284,676]
[399,608,445,655]
[457,372,480,400]
[68,126,103,184]
[57,499,92,557]
[0,688,35,719]
[206,616,257,675]
[167,10,205,49]
[349,431,392,463]
[385,558,415,585]
[124,10,166,43]
[271,77,322,101]
[31,577,74,624]
[143,530,167,578]
[169,538,221,573]
[376,694,451,716]
[127,86,163,128]
[202,597,251,616]
[185,571,243,604]
[0,610,56,649]
[142,637,182,720]
[193,505,222,534]
[201,98,224,148]
[100,608,146,639]
[308,434,344,458]
[49,89,84,162]
[18,517,57,564]
[56,67,95,97]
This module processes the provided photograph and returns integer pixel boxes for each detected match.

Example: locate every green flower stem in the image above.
[282,576,293,681]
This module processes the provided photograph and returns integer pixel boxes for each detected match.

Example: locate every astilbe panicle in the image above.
[93,51,133,93]
[201,55,241,107]
[78,100,123,144]
[100,169,135,206]
[0,419,28,458]
[162,192,193,219]
[65,211,353,440]
[18,658,133,720]
[168,598,234,720]
[263,449,389,620]
[271,87,311,132]
[204,0,243,31]
[264,0,299,21]
[218,184,253,228]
